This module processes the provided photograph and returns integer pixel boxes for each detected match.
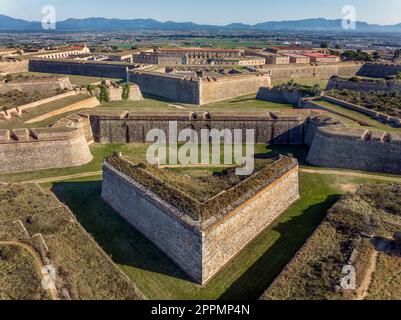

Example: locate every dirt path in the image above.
[356,251,379,300]
[0,240,59,300]
[4,166,401,185]
[300,168,401,183]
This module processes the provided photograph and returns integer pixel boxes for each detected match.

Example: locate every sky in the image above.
[1,0,401,25]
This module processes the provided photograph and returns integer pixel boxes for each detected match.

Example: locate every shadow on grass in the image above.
[228,96,257,104]
[51,180,191,283]
[142,93,181,104]
[255,144,310,166]
[218,194,340,300]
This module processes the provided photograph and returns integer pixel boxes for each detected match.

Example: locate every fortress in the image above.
[102,154,300,284]
[27,58,369,104]
[0,126,92,173]
[1,107,401,175]
[326,76,401,93]
[129,71,271,104]
[88,110,313,144]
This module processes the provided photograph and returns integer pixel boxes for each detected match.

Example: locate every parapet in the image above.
[200,72,268,83]
[0,127,82,144]
[316,125,401,144]
[130,70,201,82]
[90,110,317,122]
[103,154,298,228]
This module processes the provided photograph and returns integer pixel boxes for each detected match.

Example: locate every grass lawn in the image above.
[41,171,391,300]
[201,95,295,111]
[97,94,296,112]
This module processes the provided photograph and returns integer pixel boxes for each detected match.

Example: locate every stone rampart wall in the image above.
[0,60,29,75]
[199,74,271,105]
[257,87,305,104]
[101,158,299,284]
[307,127,401,174]
[202,166,299,283]
[357,63,401,78]
[29,59,136,79]
[101,162,203,283]
[326,77,401,93]
[0,127,93,173]
[260,62,363,84]
[129,72,200,104]
[90,111,309,145]
[52,113,94,144]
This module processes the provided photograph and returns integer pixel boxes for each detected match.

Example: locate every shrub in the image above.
[86,84,97,95]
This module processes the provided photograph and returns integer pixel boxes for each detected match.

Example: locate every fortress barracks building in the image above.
[134,48,245,65]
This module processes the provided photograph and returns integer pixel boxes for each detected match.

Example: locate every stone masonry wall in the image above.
[307,128,401,174]
[199,73,271,105]
[108,84,144,102]
[0,127,93,173]
[29,59,136,79]
[101,162,203,283]
[101,158,299,284]
[52,113,94,144]
[326,77,401,93]
[202,166,299,283]
[0,60,29,75]
[357,63,401,78]
[256,87,305,104]
[90,112,309,145]
[130,71,271,105]
[260,62,363,85]
[129,71,200,104]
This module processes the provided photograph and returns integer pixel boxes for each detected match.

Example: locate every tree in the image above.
[99,84,110,103]
[373,51,380,60]
[121,84,130,100]
[86,84,97,95]
[341,50,373,62]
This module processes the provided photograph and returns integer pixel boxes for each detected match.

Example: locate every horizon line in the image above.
[2,13,400,27]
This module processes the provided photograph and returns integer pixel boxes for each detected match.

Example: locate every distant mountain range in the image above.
[1,14,401,32]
